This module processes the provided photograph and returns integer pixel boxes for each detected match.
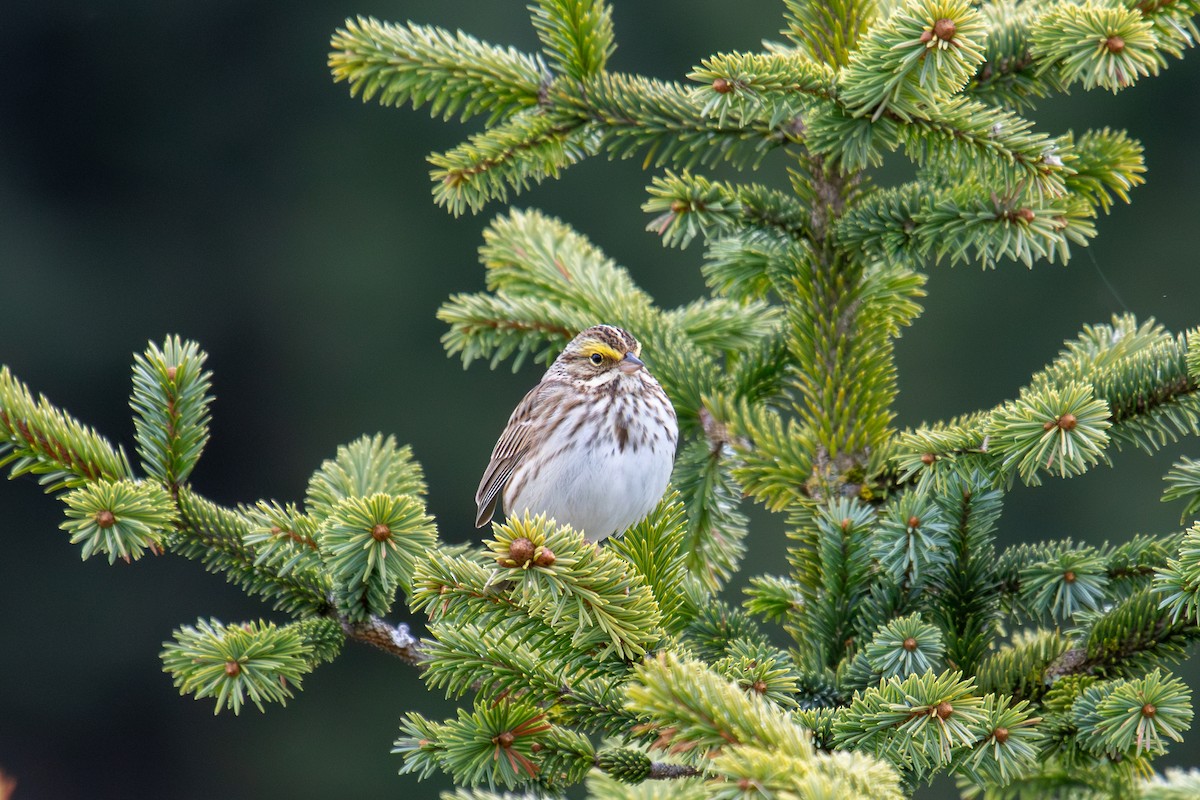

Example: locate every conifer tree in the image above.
[5,1,1200,797]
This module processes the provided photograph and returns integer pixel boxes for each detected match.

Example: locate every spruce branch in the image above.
[421,622,635,734]
[1029,316,1200,456]
[995,534,1179,621]
[445,203,645,347]
[338,615,424,666]
[893,315,1199,491]
[776,249,924,463]
[329,17,548,124]
[872,492,953,589]
[1154,524,1200,626]
[1035,587,1200,684]
[727,399,819,511]
[955,694,1044,788]
[1020,545,1110,620]
[967,0,1049,111]
[130,335,212,488]
[625,651,905,800]
[529,0,614,82]
[59,478,176,564]
[318,492,436,621]
[928,474,1003,674]
[482,515,663,661]
[568,72,801,170]
[899,97,1068,199]
[711,638,802,708]
[160,618,321,714]
[171,488,331,616]
[989,381,1112,485]
[1073,669,1192,757]
[701,234,808,303]
[242,500,322,579]
[707,741,904,800]
[393,699,563,789]
[306,433,428,523]
[833,670,987,777]
[1163,459,1200,521]
[977,630,1072,701]
[0,366,133,492]
[781,0,879,68]
[838,181,1095,270]
[643,170,812,249]
[1136,0,1200,59]
[680,598,776,663]
[1067,127,1146,213]
[605,493,697,633]
[429,111,599,216]
[863,613,946,680]
[688,51,837,124]
[411,548,573,663]
[743,572,805,625]
[839,0,988,122]
[1141,768,1200,799]
[672,433,750,591]
[1032,3,1165,93]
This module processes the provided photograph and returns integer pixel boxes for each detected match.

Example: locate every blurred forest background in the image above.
[2,1,1199,797]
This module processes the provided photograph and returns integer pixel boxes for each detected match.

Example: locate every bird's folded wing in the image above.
[474,383,546,528]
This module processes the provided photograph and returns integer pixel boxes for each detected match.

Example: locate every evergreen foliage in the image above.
[5,1,1200,798]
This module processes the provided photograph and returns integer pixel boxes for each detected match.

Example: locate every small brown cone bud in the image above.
[994,727,1009,743]
[936,701,954,720]
[751,680,768,695]
[95,510,116,529]
[908,516,921,529]
[933,18,956,41]
[1043,420,1056,431]
[1064,570,1077,584]
[903,637,918,651]
[919,30,933,44]
[371,523,392,542]
[670,199,689,214]
[530,742,544,753]
[534,547,556,568]
[1106,36,1125,54]
[1017,208,1036,223]
[737,778,753,790]
[921,453,936,466]
[712,77,733,94]
[225,661,241,677]
[1057,413,1078,431]
[841,518,853,532]
[166,365,178,381]
[495,731,515,748]
[1142,703,1157,717]
[509,537,535,566]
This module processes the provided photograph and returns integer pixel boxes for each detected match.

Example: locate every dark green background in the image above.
[2,1,1198,797]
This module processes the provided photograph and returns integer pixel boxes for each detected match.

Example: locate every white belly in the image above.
[504,398,676,542]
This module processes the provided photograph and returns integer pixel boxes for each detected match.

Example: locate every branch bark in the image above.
[339,614,426,667]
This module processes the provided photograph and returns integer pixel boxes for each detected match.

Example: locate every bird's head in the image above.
[557,324,646,383]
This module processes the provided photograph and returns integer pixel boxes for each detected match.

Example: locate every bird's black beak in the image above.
[618,352,644,374]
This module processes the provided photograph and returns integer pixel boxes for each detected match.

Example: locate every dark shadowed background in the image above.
[2,1,1199,797]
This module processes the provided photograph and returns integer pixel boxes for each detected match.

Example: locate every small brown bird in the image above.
[475,325,678,542]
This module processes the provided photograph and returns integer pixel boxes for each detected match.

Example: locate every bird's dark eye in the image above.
[590,353,604,365]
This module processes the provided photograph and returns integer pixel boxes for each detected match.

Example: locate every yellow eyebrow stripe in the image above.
[580,343,624,361]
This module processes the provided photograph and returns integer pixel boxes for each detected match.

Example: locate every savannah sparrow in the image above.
[475,324,678,543]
